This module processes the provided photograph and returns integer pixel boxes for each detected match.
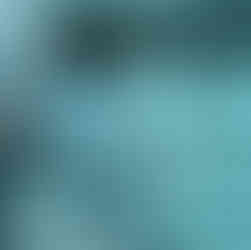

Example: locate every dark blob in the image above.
[57,12,132,69]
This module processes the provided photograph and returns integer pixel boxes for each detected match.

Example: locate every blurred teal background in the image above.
[1,1,251,250]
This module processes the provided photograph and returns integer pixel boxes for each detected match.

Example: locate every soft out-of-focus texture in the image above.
[1,1,251,250]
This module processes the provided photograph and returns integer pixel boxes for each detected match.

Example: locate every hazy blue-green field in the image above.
[1,1,251,250]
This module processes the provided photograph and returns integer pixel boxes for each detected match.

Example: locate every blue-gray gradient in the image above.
[1,1,251,250]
